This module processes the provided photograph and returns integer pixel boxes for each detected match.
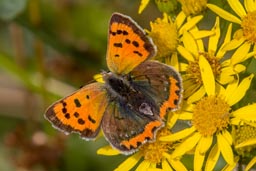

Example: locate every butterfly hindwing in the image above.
[107,13,156,74]
[101,101,163,154]
[45,83,108,139]
[130,60,182,118]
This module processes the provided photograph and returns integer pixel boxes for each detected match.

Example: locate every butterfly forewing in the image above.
[45,83,108,139]
[107,13,156,74]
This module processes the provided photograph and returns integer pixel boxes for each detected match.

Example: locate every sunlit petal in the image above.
[216,23,232,58]
[168,158,188,171]
[135,160,151,171]
[179,15,203,35]
[97,145,120,155]
[244,0,255,12]
[182,31,198,57]
[226,74,254,106]
[231,104,256,124]
[231,42,251,65]
[187,86,206,104]
[171,132,201,158]
[222,130,233,145]
[217,133,234,165]
[245,156,256,171]
[176,11,186,29]
[205,144,220,171]
[222,34,246,51]
[177,45,195,62]
[160,126,196,141]
[208,17,220,53]
[207,4,241,24]
[115,152,142,171]
[199,55,215,96]
[189,30,215,39]
[227,0,247,18]
[138,0,150,14]
[162,159,173,171]
[194,143,205,171]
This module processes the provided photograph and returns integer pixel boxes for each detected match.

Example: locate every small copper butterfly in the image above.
[45,13,182,154]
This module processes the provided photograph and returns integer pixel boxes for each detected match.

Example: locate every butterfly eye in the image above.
[139,102,153,116]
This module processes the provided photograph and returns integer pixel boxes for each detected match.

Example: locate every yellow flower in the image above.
[233,121,256,171]
[178,17,255,103]
[147,12,213,69]
[97,127,188,171]
[160,74,255,171]
[207,0,256,53]
[178,0,208,16]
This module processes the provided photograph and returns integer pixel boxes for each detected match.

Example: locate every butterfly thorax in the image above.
[103,72,158,116]
[103,72,136,101]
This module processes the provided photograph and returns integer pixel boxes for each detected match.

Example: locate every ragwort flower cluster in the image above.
[98,0,256,170]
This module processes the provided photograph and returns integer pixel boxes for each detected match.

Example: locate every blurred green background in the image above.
[0,0,160,170]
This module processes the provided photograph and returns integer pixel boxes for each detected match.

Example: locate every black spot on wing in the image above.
[132,41,139,47]
[88,115,96,124]
[133,50,143,57]
[113,43,123,48]
[78,118,85,125]
[74,99,81,107]
[65,113,70,119]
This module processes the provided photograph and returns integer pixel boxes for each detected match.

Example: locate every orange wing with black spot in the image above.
[106,13,156,74]
[45,83,108,140]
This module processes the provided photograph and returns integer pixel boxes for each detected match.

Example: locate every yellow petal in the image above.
[167,112,179,128]
[235,137,256,148]
[226,74,254,106]
[176,11,186,29]
[162,159,173,171]
[138,0,150,14]
[208,17,220,53]
[177,45,195,62]
[227,0,247,18]
[207,4,241,24]
[245,0,256,12]
[231,103,256,124]
[222,156,239,171]
[182,31,198,57]
[217,23,232,58]
[222,34,245,51]
[199,55,215,96]
[97,145,120,155]
[160,126,196,142]
[222,130,233,145]
[189,30,215,39]
[231,42,251,65]
[115,152,142,171]
[205,144,220,171]
[198,136,213,153]
[217,133,234,165]
[168,158,188,171]
[178,15,203,35]
[167,53,179,71]
[187,86,206,104]
[135,160,151,171]
[245,156,256,171]
[178,112,193,120]
[171,132,201,158]
[194,143,205,171]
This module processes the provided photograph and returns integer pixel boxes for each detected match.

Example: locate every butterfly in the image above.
[45,12,182,155]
